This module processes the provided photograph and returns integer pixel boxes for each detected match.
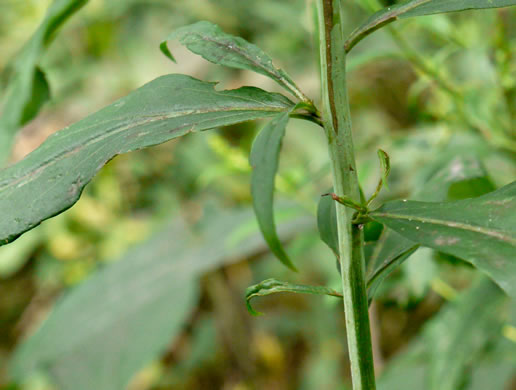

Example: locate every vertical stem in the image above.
[315,1,376,389]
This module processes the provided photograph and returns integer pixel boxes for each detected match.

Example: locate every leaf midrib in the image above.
[0,105,287,194]
[188,33,301,99]
[372,211,516,245]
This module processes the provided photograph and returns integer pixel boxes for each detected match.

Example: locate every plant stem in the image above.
[315,1,376,389]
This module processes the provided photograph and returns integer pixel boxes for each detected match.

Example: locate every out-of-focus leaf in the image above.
[161,21,308,101]
[378,278,508,390]
[377,342,427,390]
[371,181,516,298]
[0,228,42,278]
[317,189,339,259]
[250,113,296,270]
[0,74,293,247]
[366,156,494,301]
[345,0,516,52]
[402,247,437,299]
[0,0,88,162]
[245,278,343,316]
[425,278,507,390]
[10,206,313,390]
[10,221,197,390]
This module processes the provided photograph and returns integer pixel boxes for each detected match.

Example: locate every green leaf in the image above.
[345,0,516,52]
[370,181,516,298]
[425,277,507,390]
[0,74,294,247]
[245,278,343,316]
[366,156,495,302]
[378,277,508,390]
[317,189,339,259]
[10,206,313,390]
[366,232,419,302]
[0,228,43,278]
[161,21,308,102]
[250,112,296,270]
[377,149,390,187]
[0,0,88,163]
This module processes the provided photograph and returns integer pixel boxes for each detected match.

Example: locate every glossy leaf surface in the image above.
[0,74,293,246]
[371,181,516,297]
[0,0,88,162]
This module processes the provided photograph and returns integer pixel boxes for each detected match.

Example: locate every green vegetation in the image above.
[0,0,515,389]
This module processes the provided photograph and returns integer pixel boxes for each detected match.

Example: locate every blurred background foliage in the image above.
[0,0,515,389]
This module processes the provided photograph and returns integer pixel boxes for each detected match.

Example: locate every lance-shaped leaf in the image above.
[246,278,343,316]
[370,181,516,298]
[0,0,88,163]
[161,21,308,102]
[10,206,314,390]
[366,156,495,302]
[0,74,294,247]
[345,0,516,52]
[250,112,296,270]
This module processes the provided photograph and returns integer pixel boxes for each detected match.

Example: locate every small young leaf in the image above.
[246,278,343,316]
[366,149,391,206]
[250,112,296,270]
[161,21,309,102]
[377,149,390,186]
[345,0,516,52]
[370,181,516,298]
[0,74,294,247]
[0,0,88,163]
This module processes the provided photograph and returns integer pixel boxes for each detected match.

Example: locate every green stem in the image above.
[316,1,376,389]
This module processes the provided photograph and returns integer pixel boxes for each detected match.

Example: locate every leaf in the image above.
[345,0,516,52]
[0,0,88,163]
[250,112,296,270]
[378,277,508,390]
[377,149,390,188]
[317,189,339,259]
[377,342,427,390]
[366,156,495,302]
[425,277,507,390]
[245,278,343,316]
[366,232,419,301]
[10,206,314,390]
[0,74,294,247]
[0,228,43,278]
[161,21,308,102]
[367,149,392,206]
[370,181,516,298]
